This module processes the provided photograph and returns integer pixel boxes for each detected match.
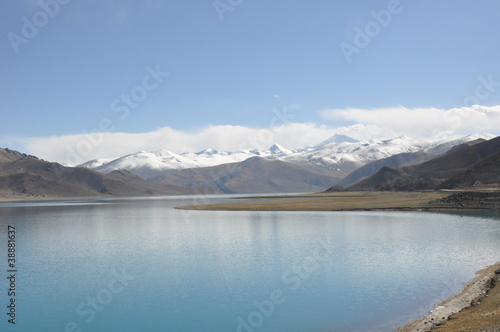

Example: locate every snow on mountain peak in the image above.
[268,143,292,156]
[153,149,178,157]
[462,133,496,141]
[194,148,222,156]
[313,134,359,149]
[79,133,497,181]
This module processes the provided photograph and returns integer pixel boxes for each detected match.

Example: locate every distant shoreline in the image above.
[0,193,105,202]
[175,190,500,212]
[3,190,500,213]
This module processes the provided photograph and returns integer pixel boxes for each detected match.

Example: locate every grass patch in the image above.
[176,191,450,211]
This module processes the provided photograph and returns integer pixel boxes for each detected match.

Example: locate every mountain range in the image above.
[0,148,212,198]
[345,136,500,191]
[1,133,498,198]
[79,133,495,194]
[80,143,294,179]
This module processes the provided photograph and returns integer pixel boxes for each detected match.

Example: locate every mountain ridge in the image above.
[2,133,497,197]
[152,156,341,194]
[0,147,210,198]
[79,134,495,185]
[347,136,500,191]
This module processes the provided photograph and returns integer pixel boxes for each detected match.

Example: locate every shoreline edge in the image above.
[395,262,500,332]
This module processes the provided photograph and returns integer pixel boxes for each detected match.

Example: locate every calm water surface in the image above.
[0,195,499,332]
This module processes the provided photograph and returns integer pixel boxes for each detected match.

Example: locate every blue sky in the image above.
[1,0,500,163]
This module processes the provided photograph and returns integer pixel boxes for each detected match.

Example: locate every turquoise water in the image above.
[0,196,499,332]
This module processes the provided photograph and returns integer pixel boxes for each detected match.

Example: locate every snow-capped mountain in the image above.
[424,133,496,155]
[310,134,359,149]
[287,133,496,172]
[267,143,293,156]
[79,133,496,181]
[80,143,295,179]
[79,158,115,169]
[288,136,438,174]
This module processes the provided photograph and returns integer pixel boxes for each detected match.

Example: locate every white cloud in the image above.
[321,105,500,138]
[7,123,338,166]
[4,105,499,166]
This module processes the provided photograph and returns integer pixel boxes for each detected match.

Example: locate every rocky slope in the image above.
[346,136,500,191]
[0,148,206,198]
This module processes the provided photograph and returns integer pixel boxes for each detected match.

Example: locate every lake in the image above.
[0,195,499,331]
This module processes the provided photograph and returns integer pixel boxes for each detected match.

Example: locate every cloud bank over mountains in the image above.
[3,105,500,165]
[321,105,500,137]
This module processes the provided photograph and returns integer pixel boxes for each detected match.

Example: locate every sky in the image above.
[1,0,500,164]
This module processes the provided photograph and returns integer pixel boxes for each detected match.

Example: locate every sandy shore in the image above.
[396,263,500,332]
